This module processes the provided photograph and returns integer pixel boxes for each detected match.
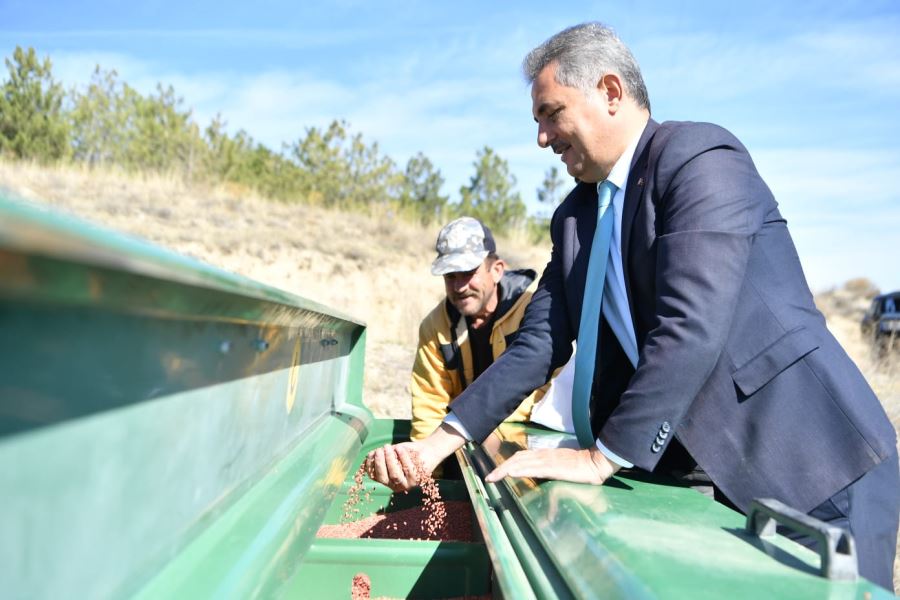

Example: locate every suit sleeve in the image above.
[449,205,576,442]
[410,320,457,441]
[597,124,771,470]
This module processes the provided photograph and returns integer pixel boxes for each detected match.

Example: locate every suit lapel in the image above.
[621,119,659,340]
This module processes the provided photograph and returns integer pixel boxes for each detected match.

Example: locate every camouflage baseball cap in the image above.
[431,217,497,276]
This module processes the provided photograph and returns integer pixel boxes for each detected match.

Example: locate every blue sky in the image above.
[2,0,899,292]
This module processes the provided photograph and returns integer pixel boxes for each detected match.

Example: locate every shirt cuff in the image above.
[443,412,474,441]
[595,439,634,468]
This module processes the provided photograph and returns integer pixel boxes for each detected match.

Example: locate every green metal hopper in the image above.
[0,191,894,599]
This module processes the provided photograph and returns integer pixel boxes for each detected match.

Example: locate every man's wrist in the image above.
[427,422,467,459]
[442,412,473,440]
[594,438,633,468]
[588,445,621,484]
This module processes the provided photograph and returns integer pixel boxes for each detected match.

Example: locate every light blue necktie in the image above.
[572,180,618,447]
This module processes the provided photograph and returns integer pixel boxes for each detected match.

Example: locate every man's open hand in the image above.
[484,445,621,485]
[364,441,435,491]
[364,423,467,491]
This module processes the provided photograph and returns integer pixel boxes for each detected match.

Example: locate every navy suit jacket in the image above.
[451,119,896,512]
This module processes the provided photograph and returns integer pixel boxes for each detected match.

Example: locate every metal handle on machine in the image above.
[745,498,857,581]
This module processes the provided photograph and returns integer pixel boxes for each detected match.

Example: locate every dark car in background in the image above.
[861,291,900,354]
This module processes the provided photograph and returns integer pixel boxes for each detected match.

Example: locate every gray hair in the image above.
[523,22,650,111]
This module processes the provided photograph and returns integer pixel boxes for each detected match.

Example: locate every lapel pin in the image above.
[637,177,644,187]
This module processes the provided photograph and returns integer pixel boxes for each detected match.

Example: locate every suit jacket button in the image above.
[651,442,662,453]
[655,435,666,446]
[658,430,668,440]
[661,421,671,433]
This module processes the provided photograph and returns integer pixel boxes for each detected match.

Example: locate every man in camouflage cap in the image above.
[410,216,555,440]
[430,215,498,276]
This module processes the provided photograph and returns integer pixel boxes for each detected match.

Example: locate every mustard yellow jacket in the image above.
[410,269,549,440]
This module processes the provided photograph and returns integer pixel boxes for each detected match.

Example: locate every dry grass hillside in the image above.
[3,160,899,590]
[815,280,900,429]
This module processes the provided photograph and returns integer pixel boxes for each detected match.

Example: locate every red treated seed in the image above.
[340,465,369,524]
[326,450,469,541]
[405,449,447,535]
[318,501,472,542]
[351,573,370,600]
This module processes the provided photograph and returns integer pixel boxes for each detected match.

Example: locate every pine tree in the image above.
[400,152,448,224]
[536,166,569,212]
[127,83,204,176]
[291,120,400,207]
[69,67,133,166]
[457,146,526,234]
[0,46,69,162]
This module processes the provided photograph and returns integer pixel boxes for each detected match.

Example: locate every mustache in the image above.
[451,292,476,301]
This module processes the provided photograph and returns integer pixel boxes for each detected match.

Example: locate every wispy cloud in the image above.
[755,148,900,208]
[754,147,900,291]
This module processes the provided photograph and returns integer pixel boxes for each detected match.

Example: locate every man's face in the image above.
[531,62,617,183]
[443,258,504,319]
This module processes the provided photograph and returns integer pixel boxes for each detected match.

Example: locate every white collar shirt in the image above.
[598,132,642,369]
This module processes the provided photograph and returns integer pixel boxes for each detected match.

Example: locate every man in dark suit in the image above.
[367,22,899,589]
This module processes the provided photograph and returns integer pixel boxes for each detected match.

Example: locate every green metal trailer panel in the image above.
[0,192,369,599]
[463,424,893,599]
[0,191,894,599]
